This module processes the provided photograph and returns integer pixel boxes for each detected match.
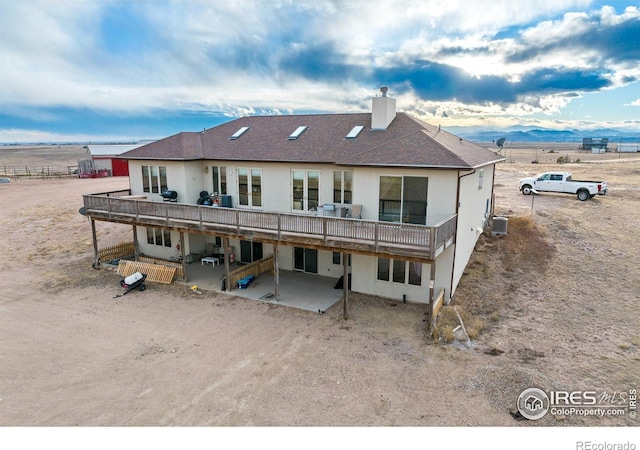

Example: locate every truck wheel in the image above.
[521,185,533,195]
[139,284,146,291]
[577,190,590,201]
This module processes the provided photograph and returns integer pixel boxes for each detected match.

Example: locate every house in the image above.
[82,89,504,324]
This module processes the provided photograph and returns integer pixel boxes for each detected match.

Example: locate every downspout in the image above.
[489,165,497,219]
[449,168,476,301]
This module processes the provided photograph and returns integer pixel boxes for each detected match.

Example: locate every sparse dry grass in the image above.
[2,145,639,426]
[436,214,555,341]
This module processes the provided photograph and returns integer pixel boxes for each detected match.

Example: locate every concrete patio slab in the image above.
[183,261,343,313]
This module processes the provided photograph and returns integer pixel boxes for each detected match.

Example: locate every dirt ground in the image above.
[0,144,638,428]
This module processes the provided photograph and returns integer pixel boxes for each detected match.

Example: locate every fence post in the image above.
[274,242,279,301]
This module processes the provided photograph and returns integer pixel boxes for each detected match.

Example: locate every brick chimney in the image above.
[371,86,396,130]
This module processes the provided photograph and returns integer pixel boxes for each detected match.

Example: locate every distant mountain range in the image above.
[450,127,640,143]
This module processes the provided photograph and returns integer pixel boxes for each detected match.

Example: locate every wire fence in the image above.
[0,165,79,180]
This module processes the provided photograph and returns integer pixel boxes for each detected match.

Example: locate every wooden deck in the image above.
[83,193,457,262]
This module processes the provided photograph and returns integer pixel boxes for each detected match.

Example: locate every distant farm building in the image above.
[580,138,609,153]
[80,141,154,177]
[617,143,640,153]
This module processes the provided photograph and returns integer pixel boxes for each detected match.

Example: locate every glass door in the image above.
[294,247,318,274]
[292,170,320,212]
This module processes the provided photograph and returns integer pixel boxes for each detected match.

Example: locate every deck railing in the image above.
[83,194,457,260]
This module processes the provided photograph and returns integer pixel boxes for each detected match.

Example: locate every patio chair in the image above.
[346,204,362,219]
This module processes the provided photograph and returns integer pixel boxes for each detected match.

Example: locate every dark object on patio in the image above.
[237,275,255,289]
[333,274,352,289]
[197,190,211,205]
[161,189,178,202]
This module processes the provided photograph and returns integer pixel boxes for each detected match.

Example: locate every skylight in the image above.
[230,126,250,140]
[345,125,364,139]
[288,126,308,140]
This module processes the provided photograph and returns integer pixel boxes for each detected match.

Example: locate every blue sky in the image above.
[1,0,640,142]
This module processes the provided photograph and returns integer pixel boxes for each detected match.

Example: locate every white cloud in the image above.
[1,0,639,132]
[0,128,130,143]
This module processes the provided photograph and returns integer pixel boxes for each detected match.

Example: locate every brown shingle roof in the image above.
[123,112,504,169]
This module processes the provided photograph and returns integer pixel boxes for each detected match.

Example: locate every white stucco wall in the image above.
[126,158,494,303]
[128,160,193,202]
[134,228,180,260]
[130,159,460,221]
[351,167,458,223]
[451,165,496,296]
[350,254,430,303]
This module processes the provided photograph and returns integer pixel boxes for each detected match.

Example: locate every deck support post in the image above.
[343,252,349,319]
[91,219,100,269]
[428,263,437,335]
[223,237,230,292]
[179,231,186,282]
[273,242,280,301]
[132,225,139,261]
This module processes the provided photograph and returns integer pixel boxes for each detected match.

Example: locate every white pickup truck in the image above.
[518,172,607,201]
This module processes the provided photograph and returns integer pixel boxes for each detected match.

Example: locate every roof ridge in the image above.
[404,114,500,167]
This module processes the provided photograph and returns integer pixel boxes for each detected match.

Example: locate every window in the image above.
[288,126,308,140]
[345,125,364,139]
[251,169,262,207]
[291,170,319,211]
[332,252,351,266]
[377,258,390,281]
[142,166,149,192]
[141,165,168,194]
[159,167,167,192]
[392,259,406,283]
[230,126,250,140]
[408,262,422,286]
[478,169,484,189]
[377,258,422,286]
[379,176,428,225]
[238,168,262,207]
[240,240,263,263]
[146,227,171,247]
[150,166,159,193]
[333,170,353,204]
[212,166,227,195]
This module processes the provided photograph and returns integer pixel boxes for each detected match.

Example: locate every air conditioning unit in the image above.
[491,216,508,236]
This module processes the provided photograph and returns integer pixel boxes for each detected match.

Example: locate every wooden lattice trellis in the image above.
[98,241,135,263]
[116,261,176,284]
